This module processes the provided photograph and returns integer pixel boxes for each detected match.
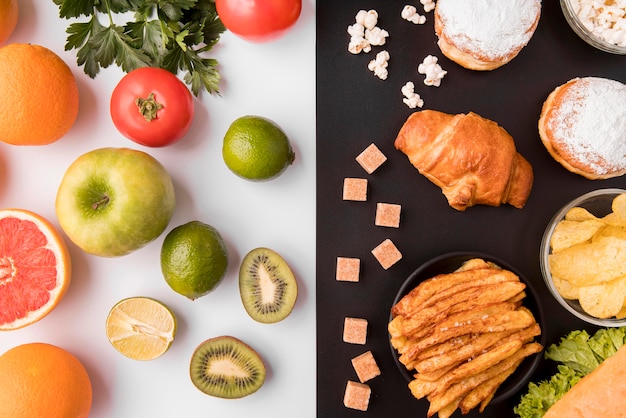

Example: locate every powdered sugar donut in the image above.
[434,0,542,71]
[538,77,626,180]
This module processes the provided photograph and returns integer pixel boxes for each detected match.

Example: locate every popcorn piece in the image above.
[348,36,371,54]
[365,26,389,46]
[342,177,368,201]
[371,238,402,269]
[402,5,426,24]
[336,257,361,282]
[347,22,365,38]
[356,143,387,174]
[347,23,372,54]
[417,54,447,87]
[343,317,368,345]
[368,50,390,80]
[355,9,379,30]
[343,380,371,411]
[421,0,436,13]
[351,351,381,383]
[401,81,424,109]
[375,203,401,228]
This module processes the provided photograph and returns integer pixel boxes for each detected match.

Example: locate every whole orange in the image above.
[0,43,79,145]
[0,0,18,46]
[0,342,92,418]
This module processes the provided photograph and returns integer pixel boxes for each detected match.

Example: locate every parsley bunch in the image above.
[53,0,226,96]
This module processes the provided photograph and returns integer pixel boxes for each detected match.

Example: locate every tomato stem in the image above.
[135,93,163,122]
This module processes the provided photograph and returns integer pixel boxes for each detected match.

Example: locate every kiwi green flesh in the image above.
[239,247,298,324]
[190,336,266,399]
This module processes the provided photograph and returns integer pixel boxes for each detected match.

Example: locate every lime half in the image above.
[105,297,177,361]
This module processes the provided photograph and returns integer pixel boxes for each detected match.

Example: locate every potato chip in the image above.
[564,206,599,221]
[593,224,626,241]
[552,275,580,300]
[611,192,626,223]
[550,219,606,252]
[616,299,626,319]
[549,235,626,287]
[579,275,626,319]
[601,212,626,226]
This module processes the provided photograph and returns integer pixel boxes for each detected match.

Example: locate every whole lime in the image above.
[222,115,295,181]
[160,221,229,300]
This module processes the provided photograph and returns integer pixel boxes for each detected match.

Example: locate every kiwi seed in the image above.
[189,336,266,399]
[239,247,298,324]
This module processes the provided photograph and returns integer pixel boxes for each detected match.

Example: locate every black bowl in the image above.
[389,251,546,404]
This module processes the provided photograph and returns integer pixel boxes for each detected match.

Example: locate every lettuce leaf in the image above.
[514,365,582,418]
[515,326,626,418]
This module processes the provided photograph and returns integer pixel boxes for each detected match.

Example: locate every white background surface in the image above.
[2,1,317,417]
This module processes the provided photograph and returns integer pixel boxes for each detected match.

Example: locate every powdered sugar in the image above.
[549,77,626,174]
[437,0,541,59]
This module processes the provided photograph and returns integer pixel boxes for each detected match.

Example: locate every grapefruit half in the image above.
[0,208,71,330]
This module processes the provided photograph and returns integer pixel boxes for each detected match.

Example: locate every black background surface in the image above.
[316,1,626,417]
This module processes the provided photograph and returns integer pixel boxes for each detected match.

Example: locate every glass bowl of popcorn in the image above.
[560,0,626,54]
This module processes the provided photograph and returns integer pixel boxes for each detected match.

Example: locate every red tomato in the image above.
[215,0,302,43]
[110,67,194,147]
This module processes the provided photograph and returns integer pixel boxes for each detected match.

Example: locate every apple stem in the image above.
[135,92,163,122]
[92,196,110,210]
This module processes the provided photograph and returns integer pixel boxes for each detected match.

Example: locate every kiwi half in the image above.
[239,247,298,323]
[189,336,266,399]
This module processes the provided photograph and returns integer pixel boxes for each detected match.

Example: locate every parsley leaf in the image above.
[53,0,225,96]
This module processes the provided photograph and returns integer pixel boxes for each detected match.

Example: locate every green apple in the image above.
[56,147,176,257]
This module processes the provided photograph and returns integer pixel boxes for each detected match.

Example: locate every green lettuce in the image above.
[514,326,626,418]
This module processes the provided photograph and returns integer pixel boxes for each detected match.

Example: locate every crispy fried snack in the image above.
[389,259,543,417]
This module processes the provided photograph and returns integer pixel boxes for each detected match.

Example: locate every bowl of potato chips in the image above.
[541,188,626,326]
[388,252,545,416]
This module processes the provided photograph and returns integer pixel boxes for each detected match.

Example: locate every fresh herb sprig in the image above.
[52,0,226,96]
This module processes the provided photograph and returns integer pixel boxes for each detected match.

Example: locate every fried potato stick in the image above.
[425,342,542,417]
[400,303,531,364]
[463,342,543,414]
[393,266,519,317]
[400,280,526,337]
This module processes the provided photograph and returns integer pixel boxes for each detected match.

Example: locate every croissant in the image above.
[394,110,533,211]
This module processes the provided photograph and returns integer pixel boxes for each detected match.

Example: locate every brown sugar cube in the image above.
[356,143,387,174]
[371,239,402,270]
[343,380,371,411]
[343,317,368,344]
[336,257,360,282]
[351,351,381,383]
[375,202,401,228]
[342,178,368,201]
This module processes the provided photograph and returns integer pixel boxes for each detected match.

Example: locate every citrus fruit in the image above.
[222,115,295,181]
[105,296,177,360]
[160,221,229,300]
[0,342,92,418]
[0,43,79,145]
[0,0,18,46]
[0,208,71,331]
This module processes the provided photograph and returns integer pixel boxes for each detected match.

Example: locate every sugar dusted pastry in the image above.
[538,77,626,179]
[434,0,541,70]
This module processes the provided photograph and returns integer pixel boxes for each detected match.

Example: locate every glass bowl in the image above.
[389,252,545,404]
[560,0,626,54]
[541,188,626,327]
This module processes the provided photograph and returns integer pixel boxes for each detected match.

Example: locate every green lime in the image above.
[222,115,295,181]
[160,221,229,300]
